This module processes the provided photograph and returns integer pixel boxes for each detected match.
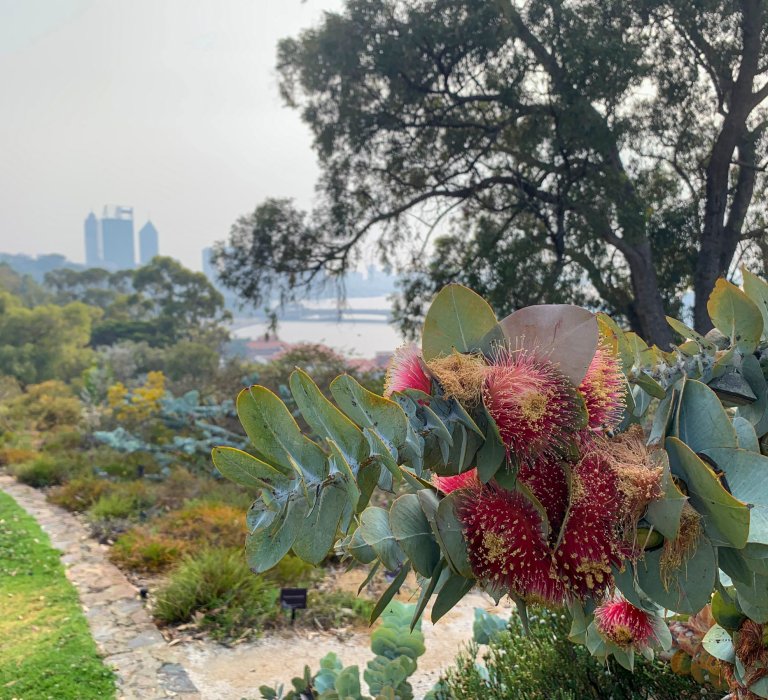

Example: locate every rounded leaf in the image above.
[422,284,499,361]
[496,304,598,384]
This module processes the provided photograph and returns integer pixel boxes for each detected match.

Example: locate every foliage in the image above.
[3,379,83,431]
[107,370,166,425]
[0,491,115,699]
[46,257,231,349]
[437,608,718,700]
[48,475,112,512]
[111,501,245,572]
[0,291,98,384]
[259,601,425,700]
[0,446,40,466]
[304,590,375,630]
[216,276,768,696]
[9,454,82,488]
[152,548,278,641]
[217,0,768,346]
[87,481,155,522]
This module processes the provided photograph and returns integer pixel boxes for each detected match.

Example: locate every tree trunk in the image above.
[623,241,673,348]
[693,0,763,333]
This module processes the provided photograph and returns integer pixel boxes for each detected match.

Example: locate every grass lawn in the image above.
[0,491,115,699]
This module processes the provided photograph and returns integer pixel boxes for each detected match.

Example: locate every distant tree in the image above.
[0,263,49,307]
[216,0,768,346]
[0,292,99,385]
[45,257,231,349]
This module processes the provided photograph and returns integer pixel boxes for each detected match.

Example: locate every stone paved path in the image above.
[0,475,200,700]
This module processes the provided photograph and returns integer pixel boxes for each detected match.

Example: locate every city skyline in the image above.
[82,206,159,270]
[0,1,344,271]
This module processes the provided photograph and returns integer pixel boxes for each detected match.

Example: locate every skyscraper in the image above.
[101,205,135,270]
[84,212,100,266]
[138,220,159,265]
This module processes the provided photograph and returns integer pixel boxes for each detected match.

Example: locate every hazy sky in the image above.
[0,0,343,270]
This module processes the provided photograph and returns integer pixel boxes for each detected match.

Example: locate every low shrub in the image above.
[110,529,187,572]
[41,430,84,453]
[266,554,323,588]
[88,481,155,521]
[439,608,720,700]
[48,476,111,512]
[157,501,245,549]
[303,590,374,630]
[152,548,278,640]
[109,500,245,573]
[10,455,73,487]
[0,446,40,466]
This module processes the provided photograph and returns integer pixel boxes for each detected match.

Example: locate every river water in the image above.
[231,296,405,357]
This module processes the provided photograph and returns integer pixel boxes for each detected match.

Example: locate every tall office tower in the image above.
[101,205,135,270]
[84,212,101,266]
[138,220,159,265]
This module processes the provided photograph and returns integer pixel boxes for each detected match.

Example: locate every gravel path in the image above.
[0,475,200,700]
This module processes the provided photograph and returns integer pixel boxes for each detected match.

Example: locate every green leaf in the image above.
[673,378,737,453]
[421,283,499,361]
[359,507,407,571]
[370,563,410,624]
[707,278,763,353]
[633,371,666,399]
[411,559,446,630]
[476,406,506,484]
[348,528,377,565]
[702,624,736,663]
[389,494,440,578]
[666,437,749,548]
[644,461,687,539]
[737,355,768,434]
[236,386,327,481]
[496,304,599,385]
[289,369,368,467]
[435,491,473,578]
[711,589,746,631]
[431,573,474,623]
[246,496,309,573]
[292,477,348,564]
[734,416,760,452]
[330,374,408,450]
[702,447,768,546]
[742,268,768,340]
[211,446,292,492]
[636,535,716,614]
[666,316,716,350]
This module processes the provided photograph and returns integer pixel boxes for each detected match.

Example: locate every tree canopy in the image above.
[215,0,768,345]
[44,257,230,348]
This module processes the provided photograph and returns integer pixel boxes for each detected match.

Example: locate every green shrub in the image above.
[153,548,278,640]
[438,608,720,700]
[111,529,187,572]
[87,481,155,520]
[48,476,111,512]
[303,590,374,630]
[10,455,73,487]
[0,446,40,466]
[266,554,323,588]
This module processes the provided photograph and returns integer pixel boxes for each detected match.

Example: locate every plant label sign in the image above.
[280,588,307,622]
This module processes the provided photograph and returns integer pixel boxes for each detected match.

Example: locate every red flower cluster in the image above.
[388,339,639,606]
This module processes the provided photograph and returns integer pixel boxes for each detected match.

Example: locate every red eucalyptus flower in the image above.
[594,596,657,650]
[579,343,625,432]
[384,344,431,397]
[483,350,581,463]
[458,483,565,604]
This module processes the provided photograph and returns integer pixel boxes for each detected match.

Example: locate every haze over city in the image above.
[0,0,342,271]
